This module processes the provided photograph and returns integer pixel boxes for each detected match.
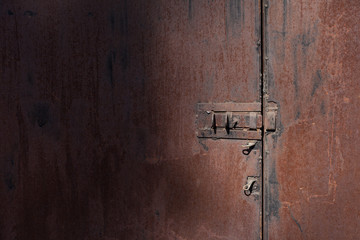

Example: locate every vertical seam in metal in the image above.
[260,0,265,239]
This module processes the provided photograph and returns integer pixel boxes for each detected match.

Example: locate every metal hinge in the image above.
[196,102,277,140]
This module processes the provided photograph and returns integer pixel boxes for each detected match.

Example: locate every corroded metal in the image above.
[264,1,360,239]
[0,0,262,239]
[197,102,262,112]
[197,129,262,140]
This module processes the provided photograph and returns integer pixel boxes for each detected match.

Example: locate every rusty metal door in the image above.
[0,1,263,239]
[2,0,358,239]
[263,0,360,239]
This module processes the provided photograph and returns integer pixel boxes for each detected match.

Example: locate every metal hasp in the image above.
[196,102,262,140]
[196,101,278,139]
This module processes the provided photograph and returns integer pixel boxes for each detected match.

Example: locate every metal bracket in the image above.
[196,102,262,140]
[264,102,278,132]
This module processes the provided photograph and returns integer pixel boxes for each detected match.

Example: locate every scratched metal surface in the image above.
[0,0,262,239]
[264,0,360,239]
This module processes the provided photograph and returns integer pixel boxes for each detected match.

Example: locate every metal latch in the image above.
[196,102,262,140]
[243,176,259,196]
[241,141,257,155]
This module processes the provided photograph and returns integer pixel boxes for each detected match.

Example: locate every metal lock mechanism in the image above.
[196,102,262,140]
[196,101,278,139]
[243,176,259,196]
[241,141,257,155]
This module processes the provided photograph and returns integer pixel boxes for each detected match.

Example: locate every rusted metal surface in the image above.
[197,129,262,140]
[264,0,360,239]
[0,0,262,239]
[197,102,262,112]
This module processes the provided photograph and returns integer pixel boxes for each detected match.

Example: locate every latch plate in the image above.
[196,102,262,140]
[264,102,278,132]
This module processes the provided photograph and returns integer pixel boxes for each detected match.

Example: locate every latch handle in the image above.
[241,141,257,155]
[243,178,257,196]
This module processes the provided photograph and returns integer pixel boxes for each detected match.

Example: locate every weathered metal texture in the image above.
[264,0,360,239]
[0,0,262,239]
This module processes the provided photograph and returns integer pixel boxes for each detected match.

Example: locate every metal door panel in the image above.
[264,1,360,239]
[0,1,262,239]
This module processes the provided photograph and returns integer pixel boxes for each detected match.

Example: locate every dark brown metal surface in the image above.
[0,1,262,239]
[264,0,360,239]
